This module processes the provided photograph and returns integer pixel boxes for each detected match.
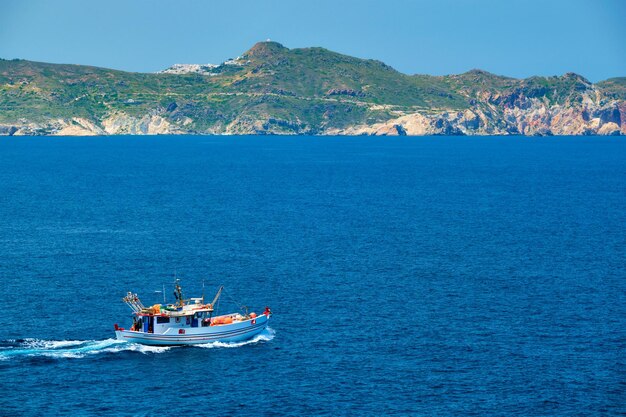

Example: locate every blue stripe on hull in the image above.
[115,319,269,346]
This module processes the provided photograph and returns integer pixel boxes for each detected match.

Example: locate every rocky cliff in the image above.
[1,43,624,136]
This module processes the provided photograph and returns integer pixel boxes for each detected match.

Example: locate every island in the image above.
[0,41,624,136]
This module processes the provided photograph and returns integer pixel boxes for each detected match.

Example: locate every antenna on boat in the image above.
[202,279,205,303]
[154,285,166,304]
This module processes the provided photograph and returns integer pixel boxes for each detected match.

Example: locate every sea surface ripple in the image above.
[0,136,624,416]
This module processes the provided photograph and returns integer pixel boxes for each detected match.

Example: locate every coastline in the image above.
[2,43,624,138]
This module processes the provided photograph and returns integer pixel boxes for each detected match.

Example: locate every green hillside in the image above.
[0,42,623,135]
[597,77,626,100]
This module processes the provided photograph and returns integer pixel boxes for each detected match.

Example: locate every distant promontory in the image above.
[1,41,624,136]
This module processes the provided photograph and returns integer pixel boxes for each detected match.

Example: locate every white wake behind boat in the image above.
[114,281,271,346]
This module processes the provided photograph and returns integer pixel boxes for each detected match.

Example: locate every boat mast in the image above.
[174,278,185,307]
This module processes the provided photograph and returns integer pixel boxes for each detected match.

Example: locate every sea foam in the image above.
[0,328,275,360]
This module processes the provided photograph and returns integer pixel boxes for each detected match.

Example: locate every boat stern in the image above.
[114,324,127,341]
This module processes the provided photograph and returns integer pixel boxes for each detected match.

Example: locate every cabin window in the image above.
[156,317,170,324]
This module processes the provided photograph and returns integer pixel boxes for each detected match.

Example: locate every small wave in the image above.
[0,338,171,361]
[195,327,276,349]
[0,328,275,360]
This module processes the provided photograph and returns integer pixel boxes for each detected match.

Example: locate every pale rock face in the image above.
[396,113,432,135]
[549,108,584,135]
[340,113,432,136]
[55,118,104,136]
[11,125,42,136]
[102,113,172,135]
[598,122,620,135]
[588,118,602,131]
[459,110,481,132]
[101,114,131,134]
[335,85,622,137]
[372,124,403,136]
[143,115,171,135]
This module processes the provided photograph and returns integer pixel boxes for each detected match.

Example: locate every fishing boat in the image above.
[114,280,271,346]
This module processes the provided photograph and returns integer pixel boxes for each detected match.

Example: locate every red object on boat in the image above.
[179,329,185,334]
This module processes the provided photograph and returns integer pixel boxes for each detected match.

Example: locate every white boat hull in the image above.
[115,314,270,346]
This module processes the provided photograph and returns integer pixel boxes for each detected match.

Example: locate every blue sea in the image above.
[0,136,624,416]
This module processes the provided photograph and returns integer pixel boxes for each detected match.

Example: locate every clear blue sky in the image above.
[0,0,624,81]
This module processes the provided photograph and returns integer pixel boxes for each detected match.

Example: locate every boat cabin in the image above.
[132,310,225,334]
